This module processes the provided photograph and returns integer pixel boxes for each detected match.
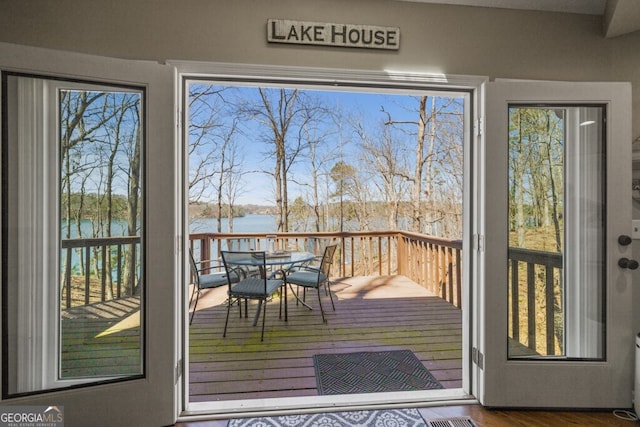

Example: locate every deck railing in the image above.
[61,236,141,309]
[59,232,560,348]
[398,232,463,308]
[188,230,464,309]
[508,247,563,356]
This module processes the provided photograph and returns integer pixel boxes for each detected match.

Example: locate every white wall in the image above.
[2,0,639,141]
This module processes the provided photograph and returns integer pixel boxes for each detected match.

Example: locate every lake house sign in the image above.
[267,19,400,50]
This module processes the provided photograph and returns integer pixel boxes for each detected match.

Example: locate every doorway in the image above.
[178,66,482,416]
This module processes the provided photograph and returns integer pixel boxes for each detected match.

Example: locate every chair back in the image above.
[221,250,268,292]
[320,244,338,279]
[188,248,201,288]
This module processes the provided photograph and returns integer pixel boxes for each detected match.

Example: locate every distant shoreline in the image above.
[189,203,277,219]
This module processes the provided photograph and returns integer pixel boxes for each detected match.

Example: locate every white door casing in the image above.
[176,62,485,417]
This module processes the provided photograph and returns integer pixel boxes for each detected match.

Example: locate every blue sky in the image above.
[188,84,464,206]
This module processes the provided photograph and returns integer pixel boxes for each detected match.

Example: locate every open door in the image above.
[1,43,179,426]
[478,80,633,408]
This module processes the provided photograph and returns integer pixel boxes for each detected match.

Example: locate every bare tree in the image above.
[383,96,464,237]
[123,99,142,295]
[357,123,410,230]
[509,107,564,251]
[257,88,297,232]
[188,85,232,203]
[241,88,324,232]
[296,105,344,232]
[220,130,246,234]
[330,160,374,231]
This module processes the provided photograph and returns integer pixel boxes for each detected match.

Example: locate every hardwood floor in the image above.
[174,404,638,426]
[188,275,462,401]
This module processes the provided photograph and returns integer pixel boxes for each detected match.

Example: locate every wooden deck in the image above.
[61,296,142,378]
[188,275,463,402]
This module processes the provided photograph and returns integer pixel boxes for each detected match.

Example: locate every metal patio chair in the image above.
[188,248,240,325]
[286,244,337,323]
[221,251,287,341]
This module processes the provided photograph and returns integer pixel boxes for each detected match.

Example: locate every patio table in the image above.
[225,251,316,325]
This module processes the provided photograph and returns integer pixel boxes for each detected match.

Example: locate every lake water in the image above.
[189,214,418,234]
[189,214,277,234]
[66,213,418,237]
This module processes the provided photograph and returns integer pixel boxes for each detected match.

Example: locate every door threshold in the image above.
[180,389,475,421]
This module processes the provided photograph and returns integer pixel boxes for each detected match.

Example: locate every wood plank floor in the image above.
[188,275,463,402]
[175,404,638,426]
[61,296,141,378]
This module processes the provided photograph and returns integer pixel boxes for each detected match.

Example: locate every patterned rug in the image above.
[228,408,426,427]
[313,350,443,395]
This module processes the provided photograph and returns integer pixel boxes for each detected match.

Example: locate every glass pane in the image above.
[59,88,144,379]
[2,74,144,396]
[507,105,605,360]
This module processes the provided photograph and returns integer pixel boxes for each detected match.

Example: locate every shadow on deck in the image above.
[188,275,463,402]
[61,296,142,378]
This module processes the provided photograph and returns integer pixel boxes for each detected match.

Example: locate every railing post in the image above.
[455,247,462,308]
[397,234,406,276]
[65,247,72,309]
[510,259,520,342]
[202,237,211,270]
[377,237,383,276]
[526,262,536,351]
[545,265,555,355]
[85,246,91,305]
[350,237,355,277]
[447,247,453,305]
[439,245,446,301]
[418,242,424,291]
[117,244,123,299]
[101,245,107,302]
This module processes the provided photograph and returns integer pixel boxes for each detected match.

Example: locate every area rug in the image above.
[312,349,443,395]
[228,408,426,427]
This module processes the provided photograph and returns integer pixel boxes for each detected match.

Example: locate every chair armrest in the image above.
[270,268,288,281]
[194,258,222,266]
[288,265,321,274]
[194,259,225,274]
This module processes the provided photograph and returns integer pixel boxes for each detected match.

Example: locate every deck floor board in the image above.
[188,275,463,402]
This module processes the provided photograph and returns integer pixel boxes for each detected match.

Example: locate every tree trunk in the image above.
[124,111,141,296]
[412,96,427,232]
[515,114,526,247]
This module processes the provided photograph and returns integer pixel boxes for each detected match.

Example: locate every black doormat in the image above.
[312,349,443,395]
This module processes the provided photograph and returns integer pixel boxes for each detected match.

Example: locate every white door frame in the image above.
[173,61,486,419]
